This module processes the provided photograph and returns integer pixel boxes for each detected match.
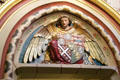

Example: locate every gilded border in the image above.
[0,0,22,19]
[76,0,120,35]
[89,0,120,24]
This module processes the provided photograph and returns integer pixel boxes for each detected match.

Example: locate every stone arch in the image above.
[0,0,120,79]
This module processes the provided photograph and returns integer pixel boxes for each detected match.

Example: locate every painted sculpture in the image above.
[23,15,106,66]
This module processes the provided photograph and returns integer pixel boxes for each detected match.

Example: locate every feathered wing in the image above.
[84,38,106,65]
[23,27,51,63]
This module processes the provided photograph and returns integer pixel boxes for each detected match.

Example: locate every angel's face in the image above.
[61,17,69,29]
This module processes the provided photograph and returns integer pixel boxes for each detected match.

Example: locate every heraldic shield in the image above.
[50,33,86,64]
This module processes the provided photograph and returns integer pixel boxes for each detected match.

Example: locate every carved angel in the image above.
[23,15,106,65]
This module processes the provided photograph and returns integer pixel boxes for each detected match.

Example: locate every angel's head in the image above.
[56,15,72,29]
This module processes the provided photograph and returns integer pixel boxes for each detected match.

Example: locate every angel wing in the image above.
[23,27,51,63]
[84,38,106,65]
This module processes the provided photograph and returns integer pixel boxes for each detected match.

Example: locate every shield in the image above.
[57,34,85,63]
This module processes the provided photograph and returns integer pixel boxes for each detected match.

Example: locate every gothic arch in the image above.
[0,0,120,79]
